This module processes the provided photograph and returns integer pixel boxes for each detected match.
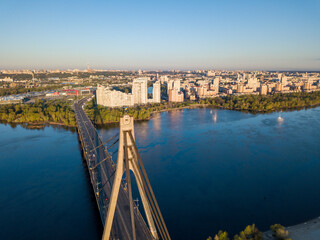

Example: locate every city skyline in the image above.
[1,0,320,70]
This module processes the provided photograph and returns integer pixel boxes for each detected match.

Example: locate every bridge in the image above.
[73,97,170,240]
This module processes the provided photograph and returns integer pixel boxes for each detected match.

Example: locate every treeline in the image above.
[0,85,61,97]
[201,91,320,112]
[85,98,190,124]
[209,223,290,240]
[0,100,76,126]
[85,91,320,125]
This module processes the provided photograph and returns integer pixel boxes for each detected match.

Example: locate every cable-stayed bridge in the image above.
[73,97,170,240]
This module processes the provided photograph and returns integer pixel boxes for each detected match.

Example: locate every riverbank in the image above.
[23,121,75,129]
[2,91,320,128]
[0,120,76,130]
[86,91,320,126]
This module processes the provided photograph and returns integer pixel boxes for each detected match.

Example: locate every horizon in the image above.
[1,0,319,70]
[1,68,320,73]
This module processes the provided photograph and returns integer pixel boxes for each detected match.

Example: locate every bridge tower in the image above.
[102,115,171,240]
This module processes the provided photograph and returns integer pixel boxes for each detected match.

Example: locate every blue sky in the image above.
[0,0,319,70]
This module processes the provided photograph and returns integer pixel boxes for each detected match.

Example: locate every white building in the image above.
[247,77,259,91]
[281,76,288,86]
[173,80,181,91]
[167,79,174,93]
[0,77,14,82]
[167,79,181,93]
[97,77,161,107]
[152,81,161,103]
[132,77,148,105]
[213,77,220,93]
[96,85,133,107]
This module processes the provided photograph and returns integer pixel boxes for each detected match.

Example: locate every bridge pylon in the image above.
[102,115,171,240]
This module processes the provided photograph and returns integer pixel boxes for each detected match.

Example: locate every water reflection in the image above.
[151,113,162,134]
[135,121,149,141]
[277,115,284,128]
[167,109,184,130]
[210,109,218,124]
[0,121,76,133]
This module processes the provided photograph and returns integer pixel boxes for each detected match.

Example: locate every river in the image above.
[1,107,320,240]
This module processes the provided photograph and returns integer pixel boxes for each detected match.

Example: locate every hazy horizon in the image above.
[1,67,320,72]
[1,0,319,71]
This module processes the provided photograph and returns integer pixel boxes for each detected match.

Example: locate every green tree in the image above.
[270,224,291,240]
[233,224,262,240]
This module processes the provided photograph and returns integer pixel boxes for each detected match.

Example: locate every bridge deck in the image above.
[73,97,154,240]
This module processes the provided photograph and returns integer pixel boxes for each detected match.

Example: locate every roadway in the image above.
[73,97,154,240]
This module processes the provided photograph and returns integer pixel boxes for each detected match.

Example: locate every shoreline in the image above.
[0,120,76,129]
[1,102,320,128]
[91,102,320,127]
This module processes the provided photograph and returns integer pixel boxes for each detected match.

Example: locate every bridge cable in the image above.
[97,169,117,193]
[90,133,119,152]
[129,149,167,240]
[127,143,168,240]
[124,133,137,240]
[128,131,171,240]
[106,138,119,150]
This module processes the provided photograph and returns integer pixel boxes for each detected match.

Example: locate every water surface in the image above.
[99,107,320,239]
[1,107,320,240]
[0,124,102,240]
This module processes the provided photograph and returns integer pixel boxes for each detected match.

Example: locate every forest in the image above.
[0,100,76,126]
[200,91,320,112]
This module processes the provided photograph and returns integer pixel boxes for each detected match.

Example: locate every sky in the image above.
[0,0,319,71]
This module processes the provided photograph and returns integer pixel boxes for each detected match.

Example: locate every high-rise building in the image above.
[173,80,181,91]
[213,77,220,94]
[167,79,180,95]
[281,76,288,86]
[96,85,133,107]
[237,73,242,81]
[260,85,268,95]
[167,79,174,93]
[152,81,161,103]
[97,77,160,107]
[247,77,258,90]
[96,85,104,105]
[303,82,312,91]
[275,83,283,92]
[169,89,184,102]
[132,77,148,105]
[237,84,244,93]
[97,77,161,108]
